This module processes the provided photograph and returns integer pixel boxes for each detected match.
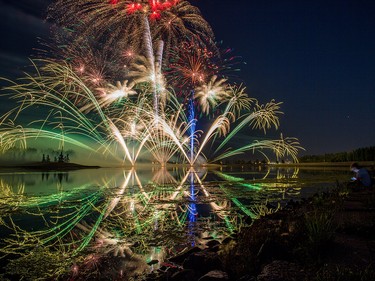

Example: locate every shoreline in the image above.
[0,162,100,171]
[0,161,374,171]
[268,161,375,168]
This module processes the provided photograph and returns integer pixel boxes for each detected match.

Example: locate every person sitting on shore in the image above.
[350,162,372,188]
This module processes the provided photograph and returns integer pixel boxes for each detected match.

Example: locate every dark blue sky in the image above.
[1,0,374,155]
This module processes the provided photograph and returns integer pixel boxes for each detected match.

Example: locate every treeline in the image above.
[0,147,75,163]
[299,146,375,163]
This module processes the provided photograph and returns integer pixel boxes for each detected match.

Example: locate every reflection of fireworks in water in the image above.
[0,166,303,279]
[0,180,25,214]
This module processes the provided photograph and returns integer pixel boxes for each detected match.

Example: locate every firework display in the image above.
[0,0,302,166]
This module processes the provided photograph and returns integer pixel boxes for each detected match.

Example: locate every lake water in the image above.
[0,166,351,280]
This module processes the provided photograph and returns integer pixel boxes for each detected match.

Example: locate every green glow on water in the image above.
[230,198,256,219]
[215,171,244,182]
[241,183,262,191]
[74,201,109,254]
[224,216,235,233]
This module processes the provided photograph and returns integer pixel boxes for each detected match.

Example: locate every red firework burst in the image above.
[166,39,243,99]
[167,40,217,91]
[123,1,179,20]
[126,3,143,13]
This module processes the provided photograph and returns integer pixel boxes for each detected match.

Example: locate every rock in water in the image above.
[198,270,229,281]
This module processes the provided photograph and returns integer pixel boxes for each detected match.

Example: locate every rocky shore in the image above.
[146,185,375,281]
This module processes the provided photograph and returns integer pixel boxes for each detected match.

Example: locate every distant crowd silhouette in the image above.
[42,151,70,163]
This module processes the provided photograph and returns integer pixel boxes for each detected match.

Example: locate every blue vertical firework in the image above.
[188,90,196,164]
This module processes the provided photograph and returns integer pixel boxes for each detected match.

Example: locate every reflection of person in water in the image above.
[350,162,372,188]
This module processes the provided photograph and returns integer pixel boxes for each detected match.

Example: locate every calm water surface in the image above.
[0,166,351,280]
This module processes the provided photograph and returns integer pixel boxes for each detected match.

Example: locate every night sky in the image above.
[0,0,374,156]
